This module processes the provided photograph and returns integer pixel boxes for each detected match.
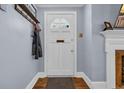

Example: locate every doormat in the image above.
[33,77,89,89]
[46,77,74,89]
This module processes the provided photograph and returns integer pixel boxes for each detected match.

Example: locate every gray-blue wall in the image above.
[80,5,93,80]
[0,5,41,88]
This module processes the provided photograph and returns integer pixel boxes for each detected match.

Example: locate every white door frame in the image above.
[44,11,77,76]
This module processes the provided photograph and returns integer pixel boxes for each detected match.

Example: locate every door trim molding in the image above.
[44,11,77,76]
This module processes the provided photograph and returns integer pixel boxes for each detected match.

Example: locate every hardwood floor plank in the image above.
[72,77,89,89]
[33,77,48,89]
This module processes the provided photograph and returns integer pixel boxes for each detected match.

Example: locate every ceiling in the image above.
[36,4,84,8]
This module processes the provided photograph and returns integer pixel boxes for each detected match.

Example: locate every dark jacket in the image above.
[32,31,42,59]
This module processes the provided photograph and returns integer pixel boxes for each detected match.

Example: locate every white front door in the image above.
[44,11,76,76]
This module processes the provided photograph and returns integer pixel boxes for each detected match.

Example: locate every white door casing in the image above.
[44,11,77,76]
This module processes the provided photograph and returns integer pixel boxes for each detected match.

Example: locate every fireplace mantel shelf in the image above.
[100,30,124,39]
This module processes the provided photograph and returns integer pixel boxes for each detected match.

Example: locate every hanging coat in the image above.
[32,31,42,59]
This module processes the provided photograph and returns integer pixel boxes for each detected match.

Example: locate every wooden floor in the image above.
[33,77,89,89]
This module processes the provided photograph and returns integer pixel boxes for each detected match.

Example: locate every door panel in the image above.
[45,12,76,75]
[60,43,74,70]
[47,43,74,75]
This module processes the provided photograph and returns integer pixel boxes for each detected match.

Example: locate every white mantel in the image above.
[101,30,124,39]
[100,30,124,89]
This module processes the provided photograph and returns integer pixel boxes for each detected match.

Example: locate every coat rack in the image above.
[15,4,40,24]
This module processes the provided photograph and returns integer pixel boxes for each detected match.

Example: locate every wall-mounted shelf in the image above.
[15,4,40,24]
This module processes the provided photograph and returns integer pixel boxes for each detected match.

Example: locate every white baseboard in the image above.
[25,72,46,89]
[91,82,106,89]
[75,72,92,88]
[48,75,73,77]
[75,72,106,89]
